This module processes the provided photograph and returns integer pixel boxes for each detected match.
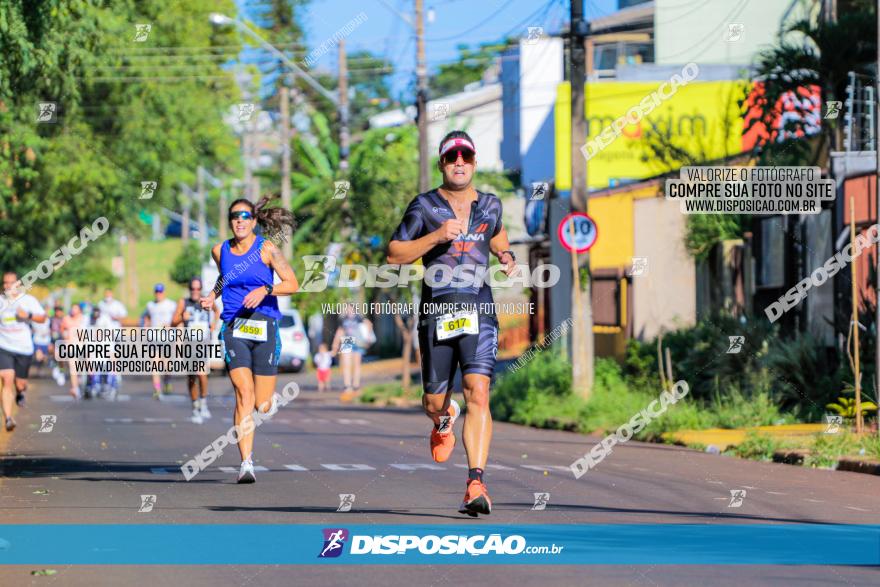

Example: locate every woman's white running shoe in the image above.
[200,399,211,419]
[237,459,256,484]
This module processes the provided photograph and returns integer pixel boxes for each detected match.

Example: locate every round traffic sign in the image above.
[557,212,598,253]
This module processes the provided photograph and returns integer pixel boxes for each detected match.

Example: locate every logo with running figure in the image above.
[39,415,57,433]
[337,493,356,512]
[728,489,747,508]
[300,255,336,292]
[726,336,745,354]
[138,494,157,513]
[37,102,57,123]
[532,492,550,510]
[318,528,349,558]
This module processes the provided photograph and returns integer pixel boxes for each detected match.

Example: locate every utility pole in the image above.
[570,0,594,397]
[280,86,293,257]
[339,39,350,171]
[181,186,191,244]
[219,188,228,242]
[197,166,207,247]
[416,0,430,193]
[243,130,253,201]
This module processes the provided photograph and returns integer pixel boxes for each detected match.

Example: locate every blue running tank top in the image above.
[219,236,281,321]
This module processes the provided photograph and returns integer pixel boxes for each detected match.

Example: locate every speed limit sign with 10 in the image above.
[558,212,598,253]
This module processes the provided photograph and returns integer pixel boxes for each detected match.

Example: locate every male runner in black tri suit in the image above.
[387,130,517,516]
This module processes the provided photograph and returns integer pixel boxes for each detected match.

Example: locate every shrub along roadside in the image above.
[728,431,879,468]
[490,351,791,440]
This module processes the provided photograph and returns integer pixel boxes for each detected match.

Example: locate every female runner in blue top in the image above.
[201,195,299,483]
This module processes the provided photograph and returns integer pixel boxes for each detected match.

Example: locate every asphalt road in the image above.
[1,370,879,586]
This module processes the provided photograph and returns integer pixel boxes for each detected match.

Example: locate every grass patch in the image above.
[492,352,799,440]
[805,432,861,468]
[359,382,421,405]
[728,432,784,461]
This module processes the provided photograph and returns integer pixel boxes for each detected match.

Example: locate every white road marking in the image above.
[321,464,375,471]
[804,498,824,503]
[766,491,787,495]
[520,465,573,473]
[846,506,870,512]
[219,465,270,473]
[143,418,173,423]
[390,463,445,471]
[337,418,371,426]
[104,418,134,424]
[283,464,309,471]
[51,394,130,402]
[158,395,187,403]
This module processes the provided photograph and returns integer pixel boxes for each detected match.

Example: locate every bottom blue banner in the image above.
[0,524,878,565]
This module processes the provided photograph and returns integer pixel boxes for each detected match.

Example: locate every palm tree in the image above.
[746,0,876,164]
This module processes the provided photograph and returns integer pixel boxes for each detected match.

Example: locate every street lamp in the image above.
[209,13,350,168]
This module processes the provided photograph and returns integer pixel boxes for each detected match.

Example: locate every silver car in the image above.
[278,308,310,372]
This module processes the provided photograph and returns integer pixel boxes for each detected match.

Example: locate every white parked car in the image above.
[278,308,310,372]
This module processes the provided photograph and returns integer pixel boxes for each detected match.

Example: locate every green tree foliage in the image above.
[429,42,507,97]
[0,0,240,278]
[169,241,207,286]
[746,0,876,162]
[347,50,393,130]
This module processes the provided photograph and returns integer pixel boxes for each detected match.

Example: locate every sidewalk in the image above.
[663,424,827,450]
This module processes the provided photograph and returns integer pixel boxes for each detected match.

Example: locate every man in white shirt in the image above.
[143,283,177,397]
[88,289,128,399]
[98,288,127,327]
[0,271,47,431]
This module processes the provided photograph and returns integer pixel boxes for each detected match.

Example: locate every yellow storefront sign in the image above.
[555,80,748,190]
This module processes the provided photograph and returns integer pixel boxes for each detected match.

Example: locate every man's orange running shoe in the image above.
[430,399,460,463]
[459,479,492,516]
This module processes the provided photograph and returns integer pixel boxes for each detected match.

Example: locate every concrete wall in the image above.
[427,86,504,172]
[632,196,696,340]
[501,38,563,187]
[654,0,793,66]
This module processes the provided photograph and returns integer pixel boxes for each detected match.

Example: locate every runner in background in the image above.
[172,277,218,424]
[49,305,66,386]
[143,284,176,398]
[31,304,51,376]
[330,304,374,401]
[61,304,85,399]
[314,343,333,392]
[0,271,47,429]
[93,289,127,399]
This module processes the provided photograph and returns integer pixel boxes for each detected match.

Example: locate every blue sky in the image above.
[298,0,618,96]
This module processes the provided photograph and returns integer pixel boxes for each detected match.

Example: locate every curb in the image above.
[771,450,880,476]
[772,450,808,466]
[837,458,880,475]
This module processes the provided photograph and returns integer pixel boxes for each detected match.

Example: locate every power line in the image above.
[424,0,522,42]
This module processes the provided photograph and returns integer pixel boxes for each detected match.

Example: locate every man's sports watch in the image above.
[264,284,274,296]
[499,250,516,262]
